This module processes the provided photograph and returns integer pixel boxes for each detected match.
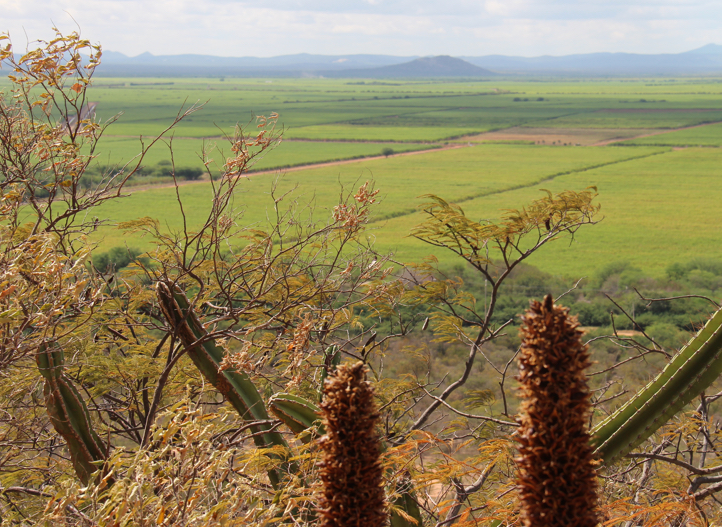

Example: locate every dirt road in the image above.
[126,142,471,193]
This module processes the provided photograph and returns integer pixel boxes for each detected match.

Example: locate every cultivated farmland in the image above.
[82,76,722,279]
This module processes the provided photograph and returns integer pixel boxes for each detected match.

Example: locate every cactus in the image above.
[592,306,722,465]
[157,283,423,524]
[319,345,342,402]
[269,393,325,441]
[156,281,291,488]
[36,343,109,485]
[389,476,423,527]
[269,392,423,526]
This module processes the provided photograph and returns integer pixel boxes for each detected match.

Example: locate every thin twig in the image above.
[634,287,720,309]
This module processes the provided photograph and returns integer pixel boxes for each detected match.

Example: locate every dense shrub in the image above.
[92,247,146,272]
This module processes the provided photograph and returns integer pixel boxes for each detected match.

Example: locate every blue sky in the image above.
[2,0,720,57]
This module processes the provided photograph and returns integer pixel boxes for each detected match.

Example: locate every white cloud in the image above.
[1,0,720,57]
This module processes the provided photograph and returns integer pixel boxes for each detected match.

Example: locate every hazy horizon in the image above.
[3,0,721,59]
[101,45,720,60]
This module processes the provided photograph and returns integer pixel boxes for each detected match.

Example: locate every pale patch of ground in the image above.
[462,127,654,146]
[614,330,643,337]
[580,327,642,337]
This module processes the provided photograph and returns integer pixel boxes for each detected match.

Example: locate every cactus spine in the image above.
[592,306,722,464]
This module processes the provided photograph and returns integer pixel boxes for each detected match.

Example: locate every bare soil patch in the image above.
[579,327,642,337]
[592,120,722,146]
[463,127,654,147]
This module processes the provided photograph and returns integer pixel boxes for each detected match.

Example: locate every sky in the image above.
[2,0,721,58]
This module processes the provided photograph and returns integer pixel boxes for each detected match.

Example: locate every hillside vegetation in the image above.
[4,30,722,526]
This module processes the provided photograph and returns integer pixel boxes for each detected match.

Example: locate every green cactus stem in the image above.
[156,281,290,488]
[269,393,324,442]
[592,306,722,465]
[389,475,423,527]
[36,343,109,485]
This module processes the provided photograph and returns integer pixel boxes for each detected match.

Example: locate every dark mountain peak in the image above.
[327,55,496,78]
[394,55,495,76]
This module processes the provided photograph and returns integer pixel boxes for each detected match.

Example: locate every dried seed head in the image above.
[318,362,388,527]
[515,295,599,527]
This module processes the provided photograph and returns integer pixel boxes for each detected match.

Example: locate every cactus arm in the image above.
[319,345,341,402]
[389,475,424,527]
[592,307,722,465]
[36,344,108,485]
[156,282,289,487]
[268,393,324,441]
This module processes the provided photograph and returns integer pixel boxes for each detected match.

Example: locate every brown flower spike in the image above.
[318,362,388,527]
[515,295,599,527]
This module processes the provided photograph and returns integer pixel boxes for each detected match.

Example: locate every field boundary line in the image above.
[370,148,671,224]
[99,134,443,144]
[592,120,722,146]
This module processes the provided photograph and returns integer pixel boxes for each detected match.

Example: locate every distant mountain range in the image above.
[462,44,722,75]
[94,44,722,77]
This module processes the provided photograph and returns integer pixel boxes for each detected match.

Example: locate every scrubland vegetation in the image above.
[5,29,722,526]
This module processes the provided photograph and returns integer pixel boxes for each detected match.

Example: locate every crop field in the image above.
[93,136,430,172]
[87,77,722,142]
[26,75,722,278]
[91,144,664,253]
[372,147,722,277]
[617,122,722,147]
[462,127,655,146]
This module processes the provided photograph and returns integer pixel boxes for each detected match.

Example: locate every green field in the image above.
[87,78,722,142]
[17,75,722,278]
[91,144,665,257]
[372,147,722,277]
[617,122,722,146]
[93,136,431,172]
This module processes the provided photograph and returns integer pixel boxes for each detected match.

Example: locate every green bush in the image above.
[175,167,204,180]
[572,302,612,327]
[645,322,687,350]
[92,247,147,273]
